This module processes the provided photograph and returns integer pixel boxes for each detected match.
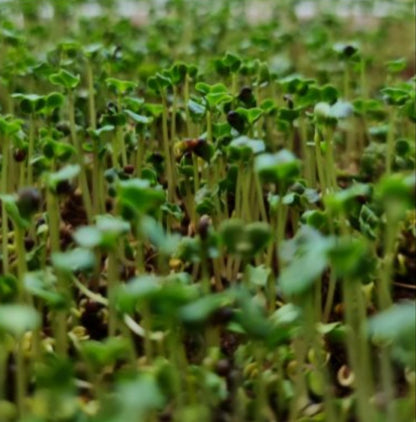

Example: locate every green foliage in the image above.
[0,304,40,337]
[278,226,332,296]
[255,150,301,185]
[0,1,415,421]
[49,69,80,90]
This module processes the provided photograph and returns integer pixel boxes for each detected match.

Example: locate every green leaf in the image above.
[82,337,130,368]
[139,215,181,255]
[0,274,17,302]
[279,226,331,296]
[169,62,188,85]
[106,77,137,95]
[24,271,67,309]
[161,203,184,221]
[123,96,145,111]
[12,93,46,114]
[324,183,371,214]
[386,58,407,74]
[0,194,30,229]
[0,116,23,136]
[74,215,130,250]
[301,210,329,231]
[219,219,271,258]
[148,282,197,318]
[375,173,415,212]
[219,219,244,255]
[223,52,242,72]
[110,375,164,420]
[255,150,301,185]
[43,138,76,161]
[195,82,211,95]
[206,91,233,109]
[88,125,115,139]
[228,136,265,161]
[188,99,206,116]
[101,112,127,127]
[196,83,232,109]
[73,226,102,249]
[260,99,277,114]
[278,107,299,123]
[328,236,375,281]
[0,304,40,337]
[179,293,231,326]
[246,108,263,125]
[124,109,153,125]
[144,103,164,117]
[245,222,272,256]
[314,102,336,125]
[320,84,339,104]
[45,92,65,110]
[117,275,159,313]
[381,87,410,106]
[176,237,201,263]
[46,164,80,192]
[359,205,380,240]
[368,302,416,369]
[83,42,102,57]
[49,69,80,90]
[233,289,273,340]
[271,303,301,326]
[51,248,96,273]
[330,101,353,119]
[246,264,271,287]
[117,178,165,216]
[147,73,171,94]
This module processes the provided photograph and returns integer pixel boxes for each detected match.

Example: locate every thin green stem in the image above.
[68,91,93,223]
[323,270,337,322]
[1,135,10,273]
[184,74,192,138]
[162,94,175,203]
[107,249,119,337]
[86,61,96,130]
[255,173,267,222]
[343,278,375,422]
[206,109,213,144]
[314,128,327,195]
[15,225,27,302]
[386,107,396,175]
[27,114,35,186]
[47,189,68,356]
[324,127,337,192]
[14,224,28,417]
[15,338,26,418]
[136,133,145,177]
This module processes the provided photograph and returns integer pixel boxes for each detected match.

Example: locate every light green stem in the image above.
[1,135,9,273]
[27,114,35,186]
[47,189,68,356]
[68,91,93,223]
[162,94,175,203]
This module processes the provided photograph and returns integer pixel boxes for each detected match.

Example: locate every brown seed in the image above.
[16,187,41,218]
[215,359,231,377]
[56,180,73,195]
[123,164,135,174]
[197,214,211,240]
[13,148,27,162]
[24,237,35,251]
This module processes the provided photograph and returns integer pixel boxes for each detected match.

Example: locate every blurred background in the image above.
[0,0,414,96]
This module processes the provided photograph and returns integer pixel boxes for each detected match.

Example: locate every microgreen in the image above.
[0,1,414,421]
